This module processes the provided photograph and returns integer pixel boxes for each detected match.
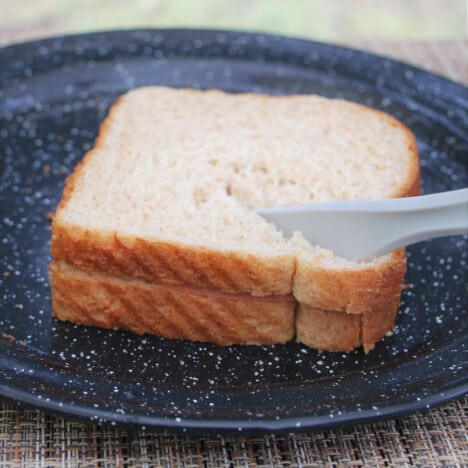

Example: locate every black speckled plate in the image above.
[0,29,467,433]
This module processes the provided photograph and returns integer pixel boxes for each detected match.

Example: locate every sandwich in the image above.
[50,86,420,352]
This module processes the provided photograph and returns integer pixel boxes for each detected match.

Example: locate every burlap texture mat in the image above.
[0,39,466,467]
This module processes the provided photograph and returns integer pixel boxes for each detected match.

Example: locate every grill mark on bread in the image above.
[51,263,116,329]
[173,292,229,343]
[112,276,188,338]
[113,235,161,280]
[202,255,242,292]
[163,247,216,288]
[52,226,296,295]
[108,279,180,338]
[55,285,99,327]
[50,262,295,345]
[53,260,295,303]
[170,283,295,303]
[219,255,275,294]
[137,239,201,286]
[109,285,150,333]
[160,288,219,341]
[97,245,123,277]
[202,297,258,344]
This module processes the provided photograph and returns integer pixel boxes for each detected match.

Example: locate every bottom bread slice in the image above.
[49,262,295,346]
[296,305,398,353]
[50,262,399,351]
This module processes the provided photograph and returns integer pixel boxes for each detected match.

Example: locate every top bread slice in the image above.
[51,86,420,350]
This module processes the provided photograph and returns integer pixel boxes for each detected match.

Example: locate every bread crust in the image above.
[350,101,421,200]
[51,224,295,295]
[296,306,361,352]
[293,249,407,314]
[50,262,295,346]
[296,303,398,353]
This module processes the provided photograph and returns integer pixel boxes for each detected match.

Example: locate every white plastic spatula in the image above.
[256,188,468,261]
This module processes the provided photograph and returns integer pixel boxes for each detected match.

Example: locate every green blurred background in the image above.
[1,0,466,45]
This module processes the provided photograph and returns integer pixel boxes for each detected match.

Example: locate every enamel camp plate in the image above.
[0,29,466,432]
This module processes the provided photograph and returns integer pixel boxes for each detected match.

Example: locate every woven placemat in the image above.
[0,399,467,466]
[0,39,467,467]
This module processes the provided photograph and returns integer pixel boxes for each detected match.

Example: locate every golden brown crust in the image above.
[293,249,407,314]
[296,303,398,353]
[386,114,421,198]
[361,302,399,353]
[53,96,127,217]
[350,101,421,200]
[50,262,295,346]
[296,307,361,352]
[51,224,295,295]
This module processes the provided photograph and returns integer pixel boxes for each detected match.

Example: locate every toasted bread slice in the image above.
[50,262,295,345]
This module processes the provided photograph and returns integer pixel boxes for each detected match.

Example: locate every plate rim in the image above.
[1,379,466,432]
[1,26,465,91]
